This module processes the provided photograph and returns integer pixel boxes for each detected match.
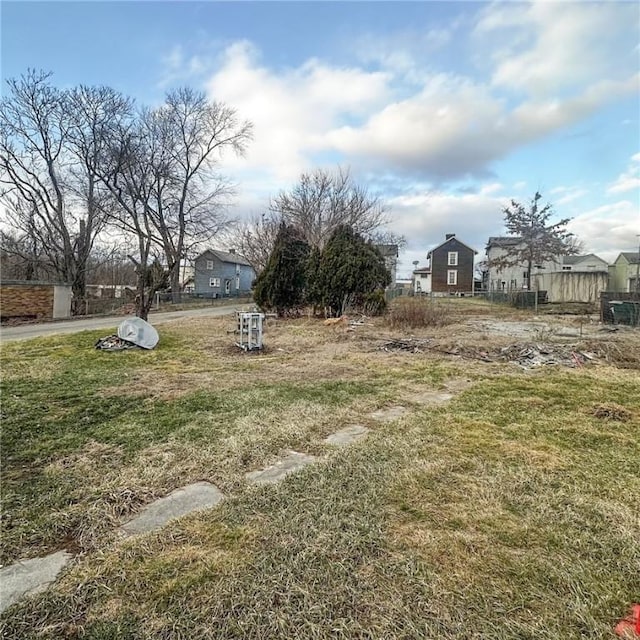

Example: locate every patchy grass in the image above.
[1,305,639,639]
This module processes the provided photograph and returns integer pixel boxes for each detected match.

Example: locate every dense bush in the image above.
[315,225,390,317]
[253,223,310,315]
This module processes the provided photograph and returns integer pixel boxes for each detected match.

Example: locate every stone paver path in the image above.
[369,405,408,422]
[121,481,225,535]
[246,451,317,485]
[1,383,471,613]
[324,425,369,446]
[0,551,73,614]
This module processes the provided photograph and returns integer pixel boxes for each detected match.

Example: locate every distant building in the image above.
[427,234,476,295]
[375,244,399,286]
[608,252,640,292]
[486,237,610,302]
[193,249,255,297]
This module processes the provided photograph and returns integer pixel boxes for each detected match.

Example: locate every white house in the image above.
[485,237,560,292]
[486,237,609,303]
[413,267,432,294]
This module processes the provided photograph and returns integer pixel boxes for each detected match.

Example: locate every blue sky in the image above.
[3,0,639,276]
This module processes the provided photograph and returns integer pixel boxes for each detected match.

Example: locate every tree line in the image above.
[0,70,252,318]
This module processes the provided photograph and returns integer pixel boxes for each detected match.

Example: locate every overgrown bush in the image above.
[362,290,387,316]
[387,297,454,329]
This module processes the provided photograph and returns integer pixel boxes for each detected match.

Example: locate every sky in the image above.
[2,0,639,277]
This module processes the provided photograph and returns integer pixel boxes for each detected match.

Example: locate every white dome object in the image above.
[117,317,159,349]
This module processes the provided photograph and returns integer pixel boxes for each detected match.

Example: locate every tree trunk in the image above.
[170,265,181,304]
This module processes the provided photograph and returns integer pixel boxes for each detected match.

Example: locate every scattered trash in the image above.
[95,335,139,351]
[117,317,159,349]
[376,338,599,369]
[378,338,432,353]
[95,318,159,351]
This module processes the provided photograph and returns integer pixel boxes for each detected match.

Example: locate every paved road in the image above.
[0,304,250,343]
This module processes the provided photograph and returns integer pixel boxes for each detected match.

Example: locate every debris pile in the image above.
[378,338,432,353]
[95,335,138,351]
[96,318,159,351]
[377,338,599,369]
[487,344,596,369]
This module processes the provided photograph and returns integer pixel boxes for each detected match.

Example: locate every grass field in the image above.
[1,301,639,639]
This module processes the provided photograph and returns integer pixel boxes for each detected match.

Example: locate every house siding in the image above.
[430,238,474,293]
[609,255,639,292]
[486,242,560,291]
[194,251,255,297]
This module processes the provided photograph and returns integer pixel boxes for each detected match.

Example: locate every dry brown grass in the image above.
[2,301,639,639]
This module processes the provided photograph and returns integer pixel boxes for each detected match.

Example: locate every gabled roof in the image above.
[619,252,640,264]
[427,235,478,256]
[199,249,253,267]
[562,253,607,265]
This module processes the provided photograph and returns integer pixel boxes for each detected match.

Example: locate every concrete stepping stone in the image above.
[121,481,224,535]
[246,451,317,485]
[324,425,369,446]
[369,405,408,422]
[413,391,454,405]
[0,550,72,613]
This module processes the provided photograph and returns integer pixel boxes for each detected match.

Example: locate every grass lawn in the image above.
[1,303,639,639]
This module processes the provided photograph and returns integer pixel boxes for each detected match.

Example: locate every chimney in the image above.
[445,233,455,240]
[228,248,236,254]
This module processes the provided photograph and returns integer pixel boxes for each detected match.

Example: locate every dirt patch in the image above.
[591,403,633,422]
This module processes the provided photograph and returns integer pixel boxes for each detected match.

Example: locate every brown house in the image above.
[427,234,477,294]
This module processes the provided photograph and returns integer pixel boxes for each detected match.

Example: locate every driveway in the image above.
[0,304,250,343]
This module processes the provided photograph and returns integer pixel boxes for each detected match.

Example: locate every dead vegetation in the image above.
[591,402,633,422]
[1,300,639,639]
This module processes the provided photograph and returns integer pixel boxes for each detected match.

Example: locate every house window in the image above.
[448,252,458,266]
[523,271,529,280]
[225,279,231,294]
[562,266,572,271]
[209,277,220,288]
[206,260,214,270]
[447,270,457,285]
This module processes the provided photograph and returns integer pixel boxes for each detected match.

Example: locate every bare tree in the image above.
[270,167,387,249]
[92,88,252,317]
[0,71,116,311]
[232,211,282,274]
[0,228,52,280]
[147,89,252,301]
[488,192,578,287]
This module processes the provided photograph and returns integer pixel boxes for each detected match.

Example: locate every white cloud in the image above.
[205,40,390,182]
[568,199,640,261]
[607,153,640,194]
[322,72,638,178]
[387,188,508,276]
[474,1,639,98]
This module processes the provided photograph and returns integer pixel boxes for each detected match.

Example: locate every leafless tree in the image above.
[92,89,252,317]
[145,89,252,301]
[234,168,390,273]
[270,167,387,249]
[231,211,282,274]
[0,71,120,311]
[0,228,52,280]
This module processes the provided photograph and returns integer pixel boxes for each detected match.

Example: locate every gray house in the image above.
[193,249,255,298]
